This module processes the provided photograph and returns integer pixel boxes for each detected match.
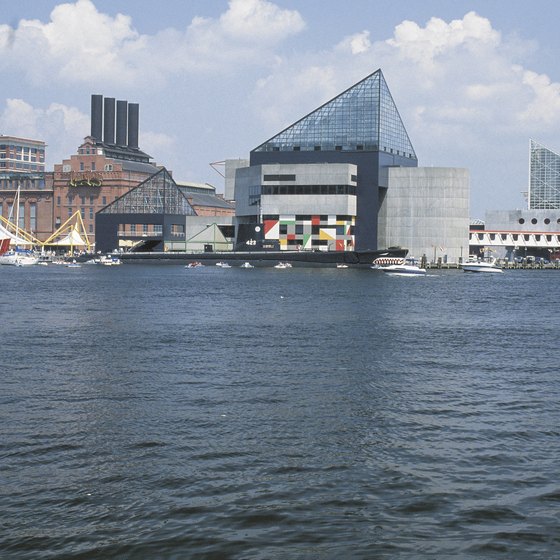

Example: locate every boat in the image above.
[336,263,348,269]
[65,260,82,268]
[379,263,426,276]
[274,262,292,269]
[0,187,39,266]
[0,248,40,266]
[462,257,503,274]
[240,262,254,268]
[216,261,231,268]
[99,255,122,266]
[185,261,204,268]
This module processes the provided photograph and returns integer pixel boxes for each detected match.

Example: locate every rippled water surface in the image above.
[1,264,559,559]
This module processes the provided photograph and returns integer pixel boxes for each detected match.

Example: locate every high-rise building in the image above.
[529,139,560,209]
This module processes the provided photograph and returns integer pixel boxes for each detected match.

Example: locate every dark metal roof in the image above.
[120,161,161,174]
[179,190,235,209]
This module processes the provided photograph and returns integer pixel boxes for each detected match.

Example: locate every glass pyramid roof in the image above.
[99,168,196,215]
[253,69,416,159]
[529,139,560,209]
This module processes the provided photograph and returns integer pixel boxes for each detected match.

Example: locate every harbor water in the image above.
[1,264,559,559]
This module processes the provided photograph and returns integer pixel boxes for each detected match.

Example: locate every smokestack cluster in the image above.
[90,94,139,149]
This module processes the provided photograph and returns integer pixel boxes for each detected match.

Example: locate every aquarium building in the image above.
[234,69,469,260]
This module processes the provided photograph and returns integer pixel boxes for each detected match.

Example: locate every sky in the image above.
[2,0,560,218]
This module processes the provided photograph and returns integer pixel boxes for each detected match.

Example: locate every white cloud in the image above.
[0,98,89,166]
[0,0,306,87]
[335,31,371,55]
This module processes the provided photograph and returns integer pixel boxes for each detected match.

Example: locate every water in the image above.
[1,264,559,559]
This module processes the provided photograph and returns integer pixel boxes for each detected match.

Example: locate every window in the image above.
[57,196,61,206]
[91,162,96,171]
[531,218,537,225]
[80,162,84,171]
[263,174,296,181]
[89,208,94,219]
[519,218,525,224]
[104,164,113,171]
[544,218,550,224]
[102,196,107,205]
[30,203,36,232]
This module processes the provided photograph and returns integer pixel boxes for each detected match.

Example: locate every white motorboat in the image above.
[380,263,426,276]
[462,257,503,274]
[185,261,204,268]
[336,263,348,269]
[240,262,254,268]
[216,261,231,268]
[274,262,292,269]
[99,255,122,266]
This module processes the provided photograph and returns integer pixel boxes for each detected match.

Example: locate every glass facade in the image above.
[529,140,560,209]
[253,69,416,160]
[99,168,196,216]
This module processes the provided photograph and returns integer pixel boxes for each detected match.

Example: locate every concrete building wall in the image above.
[261,194,355,216]
[224,159,248,201]
[484,209,560,232]
[378,167,470,263]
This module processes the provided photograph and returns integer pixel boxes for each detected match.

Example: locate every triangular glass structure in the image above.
[529,139,560,209]
[99,168,196,215]
[253,69,416,159]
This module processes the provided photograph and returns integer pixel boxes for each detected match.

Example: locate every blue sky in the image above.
[2,0,560,218]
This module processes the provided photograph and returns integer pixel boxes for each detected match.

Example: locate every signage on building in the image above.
[67,171,103,187]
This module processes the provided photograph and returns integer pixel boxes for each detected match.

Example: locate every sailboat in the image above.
[0,186,39,266]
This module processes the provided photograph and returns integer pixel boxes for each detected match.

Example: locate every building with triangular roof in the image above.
[234,69,469,259]
[95,168,235,252]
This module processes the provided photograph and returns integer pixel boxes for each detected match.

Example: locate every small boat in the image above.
[186,261,204,268]
[240,262,254,268]
[274,262,292,269]
[336,263,348,269]
[99,255,122,266]
[66,260,81,268]
[216,261,231,268]
[380,263,426,276]
[462,257,503,274]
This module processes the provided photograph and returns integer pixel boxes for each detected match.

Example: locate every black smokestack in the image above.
[91,94,103,141]
[116,100,128,146]
[127,103,139,149]
[103,97,115,144]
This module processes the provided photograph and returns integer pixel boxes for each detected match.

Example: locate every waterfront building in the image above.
[52,95,160,245]
[0,135,46,173]
[477,140,560,261]
[233,69,469,260]
[95,168,235,252]
[0,136,53,240]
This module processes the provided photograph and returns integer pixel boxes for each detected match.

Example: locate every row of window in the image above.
[0,162,45,171]
[263,214,353,222]
[261,184,356,196]
[475,233,560,242]
[57,195,109,206]
[267,144,414,158]
[0,202,37,230]
[0,178,46,189]
[519,217,560,225]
